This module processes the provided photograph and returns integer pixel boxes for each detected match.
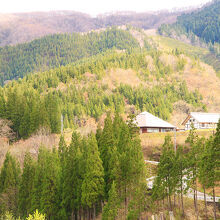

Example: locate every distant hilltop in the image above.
[0,9,187,46]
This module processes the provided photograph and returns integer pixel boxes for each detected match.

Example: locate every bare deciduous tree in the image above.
[0,119,15,141]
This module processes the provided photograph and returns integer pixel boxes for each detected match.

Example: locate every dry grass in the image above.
[145,55,156,72]
[149,34,220,113]
[141,129,214,159]
[102,68,141,89]
[0,134,58,168]
[141,196,219,219]
[159,53,177,70]
[197,182,220,197]
[182,61,220,112]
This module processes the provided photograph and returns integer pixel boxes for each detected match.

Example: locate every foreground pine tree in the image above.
[0,152,20,217]
[81,134,105,219]
[185,126,199,218]
[98,113,117,196]
[209,119,220,220]
[102,181,119,220]
[61,132,83,219]
[18,153,36,218]
[152,136,175,211]
[31,147,61,219]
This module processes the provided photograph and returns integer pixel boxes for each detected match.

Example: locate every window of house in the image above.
[147,128,159,133]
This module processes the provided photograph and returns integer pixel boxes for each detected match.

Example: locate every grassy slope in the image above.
[141,129,215,159]
[151,35,208,58]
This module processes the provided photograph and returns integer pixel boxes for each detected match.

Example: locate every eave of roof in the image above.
[135,111,176,128]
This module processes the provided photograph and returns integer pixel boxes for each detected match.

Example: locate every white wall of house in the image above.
[185,117,217,130]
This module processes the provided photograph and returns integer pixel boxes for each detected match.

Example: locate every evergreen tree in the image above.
[26,210,46,220]
[18,153,36,218]
[198,138,210,220]
[99,113,117,196]
[185,126,199,218]
[175,145,187,216]
[58,135,67,164]
[31,147,61,219]
[40,148,61,219]
[0,91,6,118]
[46,93,61,134]
[61,132,83,219]
[0,152,20,216]
[102,181,119,220]
[152,136,175,211]
[81,134,105,219]
[208,119,220,220]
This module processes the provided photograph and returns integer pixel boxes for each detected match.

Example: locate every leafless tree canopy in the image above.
[0,119,16,141]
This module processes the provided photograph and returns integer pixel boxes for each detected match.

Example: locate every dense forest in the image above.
[0,114,148,219]
[158,0,220,44]
[0,115,219,219]
[0,28,139,86]
[0,48,205,139]
[176,0,220,44]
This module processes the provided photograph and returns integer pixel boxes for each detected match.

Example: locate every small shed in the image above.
[135,112,176,133]
[182,112,220,130]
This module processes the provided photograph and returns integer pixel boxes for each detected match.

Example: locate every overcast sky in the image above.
[1,0,211,16]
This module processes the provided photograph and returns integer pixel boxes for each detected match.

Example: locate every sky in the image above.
[0,0,211,16]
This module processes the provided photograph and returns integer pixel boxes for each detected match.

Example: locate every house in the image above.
[182,112,220,130]
[135,111,176,133]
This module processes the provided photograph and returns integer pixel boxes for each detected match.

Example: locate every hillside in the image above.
[158,0,220,72]
[0,28,139,85]
[0,27,219,220]
[0,29,220,142]
[0,10,183,46]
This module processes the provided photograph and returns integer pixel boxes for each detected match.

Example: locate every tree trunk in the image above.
[82,208,86,220]
[195,185,198,220]
[178,193,180,209]
[213,187,217,220]
[93,205,96,220]
[168,183,172,211]
[101,201,104,212]
[203,185,208,220]
[181,181,184,216]
[87,207,90,220]
[125,187,127,218]
[193,184,198,220]
[78,209,80,220]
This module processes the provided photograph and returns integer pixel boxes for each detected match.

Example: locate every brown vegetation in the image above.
[0,10,182,46]
[141,129,215,160]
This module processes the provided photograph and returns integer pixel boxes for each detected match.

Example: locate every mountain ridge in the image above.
[0,10,187,46]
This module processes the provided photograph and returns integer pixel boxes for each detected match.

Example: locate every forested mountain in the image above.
[0,47,208,140]
[158,0,220,71]
[0,28,139,85]
[0,7,219,219]
[0,10,182,46]
[0,27,220,141]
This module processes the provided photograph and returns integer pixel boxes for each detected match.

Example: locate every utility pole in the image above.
[174,127,177,154]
